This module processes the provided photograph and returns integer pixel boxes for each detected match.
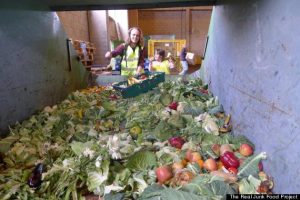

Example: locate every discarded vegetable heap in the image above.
[0,79,273,200]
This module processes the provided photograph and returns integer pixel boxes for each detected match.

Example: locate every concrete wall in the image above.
[203,0,300,193]
[0,10,88,136]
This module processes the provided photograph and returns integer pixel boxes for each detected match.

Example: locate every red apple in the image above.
[185,150,193,162]
[168,136,185,149]
[203,158,218,172]
[185,150,202,163]
[239,143,253,157]
[155,165,173,184]
[168,102,178,110]
[172,162,184,173]
[190,152,202,163]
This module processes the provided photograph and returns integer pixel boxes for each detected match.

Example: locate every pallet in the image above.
[71,39,96,71]
[81,60,94,66]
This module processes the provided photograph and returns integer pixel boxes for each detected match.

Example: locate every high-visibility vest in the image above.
[121,45,141,76]
[151,60,170,74]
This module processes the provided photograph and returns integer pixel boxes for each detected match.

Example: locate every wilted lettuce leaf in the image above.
[87,160,110,194]
[238,152,267,179]
[238,178,259,194]
[104,193,125,200]
[182,102,205,116]
[167,112,185,129]
[153,121,176,141]
[159,93,173,106]
[139,184,164,200]
[114,168,131,186]
[208,104,224,115]
[139,186,210,200]
[182,175,214,196]
[182,175,235,199]
[102,101,117,111]
[0,135,19,154]
[70,141,94,156]
[126,151,157,171]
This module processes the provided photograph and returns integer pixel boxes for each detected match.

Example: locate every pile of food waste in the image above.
[0,79,273,200]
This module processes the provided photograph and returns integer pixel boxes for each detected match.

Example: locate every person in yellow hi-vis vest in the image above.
[105,27,145,76]
[149,49,175,75]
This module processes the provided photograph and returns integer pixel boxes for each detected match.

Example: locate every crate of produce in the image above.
[112,72,165,98]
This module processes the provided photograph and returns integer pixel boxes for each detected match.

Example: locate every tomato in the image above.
[228,167,238,175]
[155,165,173,184]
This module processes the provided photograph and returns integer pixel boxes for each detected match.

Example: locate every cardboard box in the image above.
[186,52,202,65]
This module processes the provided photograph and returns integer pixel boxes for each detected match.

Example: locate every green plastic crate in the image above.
[112,72,165,98]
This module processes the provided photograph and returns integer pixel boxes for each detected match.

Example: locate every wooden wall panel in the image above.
[129,7,212,58]
[57,11,90,42]
[138,10,186,39]
[89,11,110,65]
[128,10,138,28]
[190,9,211,56]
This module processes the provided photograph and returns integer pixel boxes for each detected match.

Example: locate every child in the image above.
[179,47,188,75]
[149,49,175,75]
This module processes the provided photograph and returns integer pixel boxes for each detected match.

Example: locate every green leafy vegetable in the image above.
[238,152,267,178]
[126,151,157,171]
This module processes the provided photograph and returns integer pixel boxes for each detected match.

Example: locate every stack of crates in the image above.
[72,40,96,70]
[148,39,186,73]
